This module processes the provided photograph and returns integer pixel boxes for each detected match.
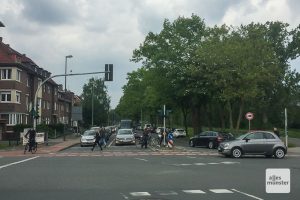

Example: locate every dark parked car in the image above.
[189,131,234,149]
[218,131,287,159]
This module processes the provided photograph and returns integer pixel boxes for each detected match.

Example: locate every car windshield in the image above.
[118,130,133,135]
[83,131,96,136]
[236,133,248,140]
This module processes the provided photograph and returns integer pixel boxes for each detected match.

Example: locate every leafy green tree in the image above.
[81,78,110,127]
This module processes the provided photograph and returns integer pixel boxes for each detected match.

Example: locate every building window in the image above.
[54,88,57,95]
[17,70,21,81]
[1,69,12,80]
[1,91,11,102]
[47,86,51,94]
[47,101,50,110]
[0,113,22,125]
[16,92,21,103]
[54,102,57,111]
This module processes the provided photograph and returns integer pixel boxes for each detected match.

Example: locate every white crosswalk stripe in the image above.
[130,192,151,196]
[182,190,206,194]
[128,189,255,197]
[210,189,234,193]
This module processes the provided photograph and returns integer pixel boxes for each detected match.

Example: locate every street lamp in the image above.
[91,81,94,127]
[65,55,73,92]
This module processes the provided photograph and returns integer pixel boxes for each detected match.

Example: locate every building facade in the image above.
[0,37,73,133]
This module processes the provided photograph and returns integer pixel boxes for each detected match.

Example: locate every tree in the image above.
[81,78,110,127]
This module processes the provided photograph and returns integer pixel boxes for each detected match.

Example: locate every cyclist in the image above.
[25,129,36,152]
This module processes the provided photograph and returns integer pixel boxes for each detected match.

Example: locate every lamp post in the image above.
[91,81,94,127]
[65,55,73,92]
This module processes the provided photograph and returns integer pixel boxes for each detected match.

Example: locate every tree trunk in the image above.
[219,104,225,130]
[181,105,188,135]
[192,104,201,135]
[235,98,245,131]
[227,101,234,130]
[206,103,212,130]
[262,111,268,127]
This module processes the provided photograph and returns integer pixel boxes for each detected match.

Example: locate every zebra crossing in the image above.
[48,150,220,157]
[123,188,263,200]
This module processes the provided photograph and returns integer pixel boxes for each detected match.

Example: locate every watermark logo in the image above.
[266,168,290,193]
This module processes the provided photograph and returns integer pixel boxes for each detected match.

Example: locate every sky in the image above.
[1,0,300,109]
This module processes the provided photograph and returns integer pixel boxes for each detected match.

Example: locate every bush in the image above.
[13,124,32,133]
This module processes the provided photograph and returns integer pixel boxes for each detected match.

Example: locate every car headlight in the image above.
[224,143,230,149]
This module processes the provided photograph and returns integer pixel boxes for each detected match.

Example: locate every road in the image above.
[0,135,299,200]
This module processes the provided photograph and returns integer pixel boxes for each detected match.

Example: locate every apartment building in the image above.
[0,37,73,133]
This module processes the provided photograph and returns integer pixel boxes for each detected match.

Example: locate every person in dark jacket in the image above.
[141,128,150,149]
[91,131,103,151]
[25,129,36,152]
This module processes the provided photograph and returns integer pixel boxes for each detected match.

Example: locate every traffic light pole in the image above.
[33,70,111,130]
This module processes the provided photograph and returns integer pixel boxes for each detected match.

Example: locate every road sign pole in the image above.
[249,120,250,132]
[285,108,288,149]
[163,105,166,146]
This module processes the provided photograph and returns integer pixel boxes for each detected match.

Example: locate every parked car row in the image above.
[189,130,287,159]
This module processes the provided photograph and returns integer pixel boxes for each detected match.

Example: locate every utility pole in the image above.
[91,82,94,127]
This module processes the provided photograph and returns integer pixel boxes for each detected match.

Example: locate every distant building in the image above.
[0,37,74,134]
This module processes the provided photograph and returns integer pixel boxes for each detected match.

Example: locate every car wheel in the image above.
[208,141,214,149]
[189,140,195,147]
[274,148,285,159]
[231,147,242,158]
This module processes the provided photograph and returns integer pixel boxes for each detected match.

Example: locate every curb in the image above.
[57,142,80,152]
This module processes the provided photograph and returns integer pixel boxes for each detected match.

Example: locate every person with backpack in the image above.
[91,131,103,151]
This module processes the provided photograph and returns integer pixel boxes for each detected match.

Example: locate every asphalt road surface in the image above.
[0,136,299,200]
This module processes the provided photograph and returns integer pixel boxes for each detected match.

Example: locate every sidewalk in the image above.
[0,134,80,156]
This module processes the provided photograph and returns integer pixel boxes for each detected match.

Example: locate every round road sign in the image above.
[245,112,254,120]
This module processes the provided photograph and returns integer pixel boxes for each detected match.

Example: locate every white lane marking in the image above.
[231,189,264,200]
[207,162,219,165]
[134,158,148,162]
[194,163,206,165]
[0,156,39,170]
[183,190,206,194]
[210,189,234,193]
[130,192,151,197]
[221,161,240,164]
[155,191,178,195]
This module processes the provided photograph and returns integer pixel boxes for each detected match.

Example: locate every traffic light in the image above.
[105,64,113,81]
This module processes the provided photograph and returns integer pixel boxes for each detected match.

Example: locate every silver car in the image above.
[115,129,135,145]
[80,130,97,147]
[218,131,287,159]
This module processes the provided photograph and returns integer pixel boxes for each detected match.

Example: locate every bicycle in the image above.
[24,141,38,154]
[148,135,160,148]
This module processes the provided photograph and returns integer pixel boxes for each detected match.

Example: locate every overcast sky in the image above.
[1,0,300,108]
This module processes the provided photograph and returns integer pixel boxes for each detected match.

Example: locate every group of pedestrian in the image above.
[91,127,107,151]
[140,128,175,149]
